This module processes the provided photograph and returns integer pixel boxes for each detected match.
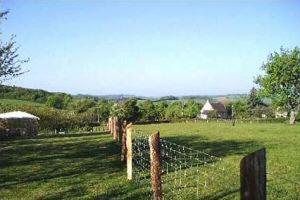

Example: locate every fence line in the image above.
[107,117,292,199]
[130,132,240,199]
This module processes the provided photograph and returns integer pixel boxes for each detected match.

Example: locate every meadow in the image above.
[135,121,300,199]
[0,121,299,199]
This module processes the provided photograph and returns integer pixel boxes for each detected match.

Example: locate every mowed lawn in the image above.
[0,133,147,200]
[0,122,299,200]
[135,121,300,200]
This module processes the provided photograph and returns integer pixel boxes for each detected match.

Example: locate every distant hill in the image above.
[0,85,53,103]
[0,85,70,104]
[1,85,248,103]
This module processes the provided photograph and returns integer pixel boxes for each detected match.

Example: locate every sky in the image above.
[1,0,300,97]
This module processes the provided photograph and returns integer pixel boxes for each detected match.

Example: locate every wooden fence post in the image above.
[113,117,118,141]
[149,131,163,200]
[126,123,133,180]
[107,118,110,131]
[110,117,114,135]
[112,117,117,141]
[121,120,127,162]
[240,148,266,200]
[108,117,111,132]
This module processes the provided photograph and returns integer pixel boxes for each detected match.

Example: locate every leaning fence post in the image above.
[149,131,163,200]
[121,120,127,162]
[240,148,266,200]
[126,123,133,180]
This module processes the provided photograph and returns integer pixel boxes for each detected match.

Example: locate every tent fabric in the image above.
[0,111,40,120]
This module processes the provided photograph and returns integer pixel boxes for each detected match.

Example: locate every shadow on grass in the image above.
[0,132,262,199]
[0,137,121,186]
[163,135,262,158]
[0,133,152,199]
[158,135,261,199]
[198,188,240,200]
[0,131,110,142]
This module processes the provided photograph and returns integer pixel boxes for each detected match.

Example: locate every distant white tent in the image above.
[0,111,40,120]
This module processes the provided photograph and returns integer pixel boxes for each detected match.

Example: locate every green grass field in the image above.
[135,121,300,199]
[0,122,299,199]
[0,99,46,107]
[0,133,146,200]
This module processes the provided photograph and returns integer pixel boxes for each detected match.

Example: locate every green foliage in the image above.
[232,100,250,119]
[155,101,168,121]
[70,98,96,113]
[46,95,64,109]
[0,11,29,83]
[165,101,183,120]
[0,102,98,132]
[247,87,264,109]
[225,102,233,118]
[139,100,158,121]
[0,85,50,103]
[158,96,178,101]
[46,94,72,109]
[251,106,274,118]
[110,99,140,122]
[97,100,112,122]
[256,47,300,111]
[183,100,203,118]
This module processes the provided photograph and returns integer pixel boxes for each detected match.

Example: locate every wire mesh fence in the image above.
[132,135,152,198]
[108,119,298,199]
[131,132,240,199]
[160,138,239,199]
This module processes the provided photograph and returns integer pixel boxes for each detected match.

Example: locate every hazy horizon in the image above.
[2,0,300,96]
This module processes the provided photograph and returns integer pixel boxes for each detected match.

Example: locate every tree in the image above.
[46,95,64,109]
[139,100,158,121]
[110,98,140,122]
[165,101,183,120]
[71,98,96,113]
[155,101,168,121]
[0,11,28,83]
[247,87,264,109]
[256,47,300,124]
[183,100,203,118]
[122,98,140,122]
[232,100,249,119]
[97,100,111,123]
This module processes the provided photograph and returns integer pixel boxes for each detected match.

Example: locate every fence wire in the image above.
[131,132,240,200]
[160,138,239,199]
[132,135,152,198]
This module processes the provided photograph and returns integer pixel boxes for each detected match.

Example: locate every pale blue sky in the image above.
[1,0,300,96]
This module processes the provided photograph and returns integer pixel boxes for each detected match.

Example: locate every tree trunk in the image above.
[290,110,296,125]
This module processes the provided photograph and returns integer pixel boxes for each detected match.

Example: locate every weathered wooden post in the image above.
[240,148,266,200]
[110,117,114,135]
[112,117,117,141]
[126,123,133,180]
[149,131,163,200]
[113,117,118,141]
[121,120,127,162]
[108,117,111,132]
[107,118,110,131]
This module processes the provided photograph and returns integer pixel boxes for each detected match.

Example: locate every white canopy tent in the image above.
[0,111,40,120]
